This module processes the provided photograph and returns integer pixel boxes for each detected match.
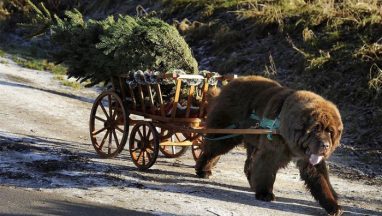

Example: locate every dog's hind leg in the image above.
[195,136,242,178]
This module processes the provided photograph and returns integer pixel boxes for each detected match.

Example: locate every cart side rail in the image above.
[113,72,237,121]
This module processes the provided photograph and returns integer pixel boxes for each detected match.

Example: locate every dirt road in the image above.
[0,56,381,215]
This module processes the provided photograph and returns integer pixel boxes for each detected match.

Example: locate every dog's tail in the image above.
[205,88,221,113]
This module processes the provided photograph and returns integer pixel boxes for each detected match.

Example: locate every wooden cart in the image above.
[89,72,279,170]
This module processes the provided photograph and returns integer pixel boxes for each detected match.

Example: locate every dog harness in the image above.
[249,111,280,140]
[203,111,280,141]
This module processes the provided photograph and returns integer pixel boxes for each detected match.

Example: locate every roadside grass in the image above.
[61,80,81,89]
[368,64,382,96]
[0,47,7,63]
[4,44,83,90]
[0,40,83,89]
[11,55,82,89]
[54,75,82,89]
[11,56,67,75]
[12,56,46,71]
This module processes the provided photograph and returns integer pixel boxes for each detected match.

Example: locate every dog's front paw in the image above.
[255,192,275,202]
[195,170,212,179]
[328,206,343,216]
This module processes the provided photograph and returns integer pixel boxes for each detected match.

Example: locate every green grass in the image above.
[54,74,82,90]
[307,51,331,70]
[51,65,67,75]
[61,79,82,90]
[11,55,67,74]
[1,46,76,88]
[12,56,45,70]
[3,41,79,89]
[11,54,81,90]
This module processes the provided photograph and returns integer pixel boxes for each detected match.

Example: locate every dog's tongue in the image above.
[309,154,323,165]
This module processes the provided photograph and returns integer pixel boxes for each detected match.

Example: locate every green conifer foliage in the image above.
[51,10,198,86]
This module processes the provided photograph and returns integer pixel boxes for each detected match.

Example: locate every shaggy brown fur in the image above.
[195,76,343,215]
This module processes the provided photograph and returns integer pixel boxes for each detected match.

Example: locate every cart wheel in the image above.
[158,129,189,158]
[190,134,204,161]
[129,122,159,170]
[90,91,128,158]
[158,128,173,140]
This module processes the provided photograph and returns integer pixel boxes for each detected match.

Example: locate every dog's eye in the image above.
[325,128,335,138]
[312,124,321,132]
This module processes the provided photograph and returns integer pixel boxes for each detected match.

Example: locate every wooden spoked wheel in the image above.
[158,129,189,158]
[89,91,128,158]
[129,122,159,170]
[190,134,204,161]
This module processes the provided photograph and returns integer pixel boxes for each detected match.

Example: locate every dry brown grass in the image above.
[368,64,382,96]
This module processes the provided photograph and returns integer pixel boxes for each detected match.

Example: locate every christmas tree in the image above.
[51,10,198,86]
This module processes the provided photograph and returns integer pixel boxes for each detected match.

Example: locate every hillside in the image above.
[0,0,381,163]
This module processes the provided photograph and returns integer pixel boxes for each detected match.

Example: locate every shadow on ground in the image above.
[0,187,152,216]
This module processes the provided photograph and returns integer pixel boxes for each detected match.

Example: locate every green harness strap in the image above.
[250,111,280,140]
[204,111,280,141]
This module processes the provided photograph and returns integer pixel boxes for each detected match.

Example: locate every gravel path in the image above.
[0,56,381,215]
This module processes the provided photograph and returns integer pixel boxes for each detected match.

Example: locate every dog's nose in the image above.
[320,141,330,150]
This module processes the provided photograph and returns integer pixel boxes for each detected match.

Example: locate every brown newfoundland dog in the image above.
[195,76,343,215]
